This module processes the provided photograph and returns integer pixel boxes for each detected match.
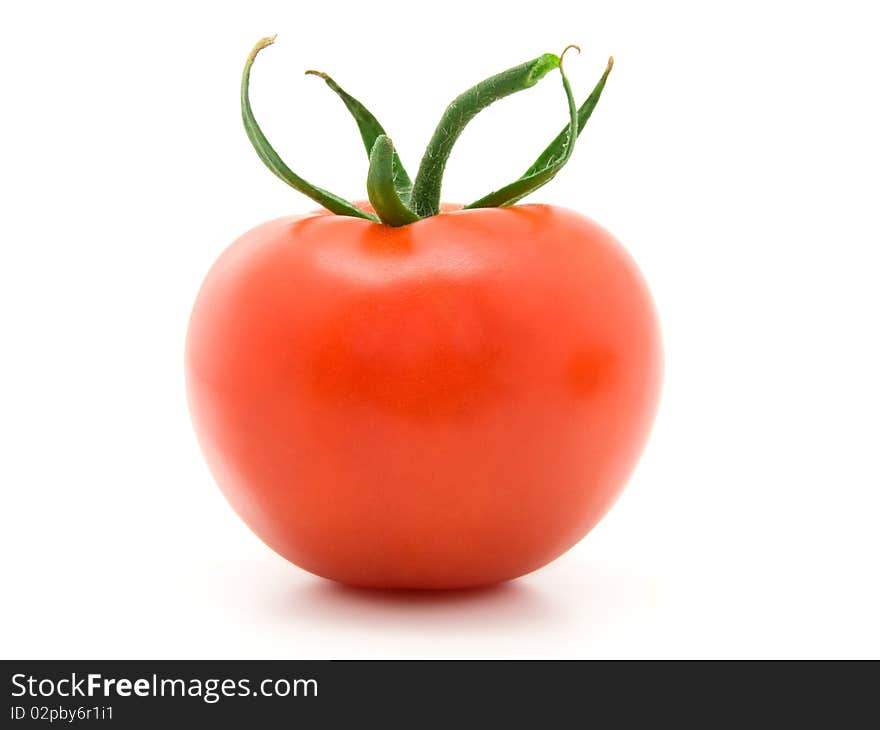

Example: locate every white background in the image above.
[1,0,878,659]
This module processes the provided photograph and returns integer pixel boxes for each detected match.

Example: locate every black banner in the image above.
[3,660,876,726]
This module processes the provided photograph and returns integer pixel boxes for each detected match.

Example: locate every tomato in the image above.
[186,203,661,588]
[188,38,661,587]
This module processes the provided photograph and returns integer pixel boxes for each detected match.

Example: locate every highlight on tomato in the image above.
[186,37,662,589]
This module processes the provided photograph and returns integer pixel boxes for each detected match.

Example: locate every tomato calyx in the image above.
[241,36,614,227]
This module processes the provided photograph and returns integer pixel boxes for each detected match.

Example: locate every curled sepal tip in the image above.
[521,55,614,179]
[305,69,413,198]
[465,45,581,210]
[409,52,561,218]
[241,37,377,221]
[367,136,421,227]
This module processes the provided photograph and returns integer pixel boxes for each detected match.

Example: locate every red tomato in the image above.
[186,203,661,588]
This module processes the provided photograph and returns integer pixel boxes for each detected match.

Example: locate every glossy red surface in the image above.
[186,204,662,588]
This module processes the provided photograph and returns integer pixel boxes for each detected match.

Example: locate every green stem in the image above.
[241,37,377,221]
[305,70,412,198]
[366,136,420,226]
[409,53,561,218]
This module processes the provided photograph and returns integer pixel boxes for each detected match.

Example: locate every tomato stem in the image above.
[239,38,614,225]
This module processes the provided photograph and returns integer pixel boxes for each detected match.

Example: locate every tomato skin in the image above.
[186,204,661,588]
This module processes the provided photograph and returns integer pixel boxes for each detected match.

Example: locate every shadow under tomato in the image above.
[272,577,565,633]
[201,551,658,656]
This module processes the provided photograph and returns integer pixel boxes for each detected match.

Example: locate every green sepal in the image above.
[466,53,613,209]
[523,56,614,177]
[366,136,421,227]
[241,37,378,221]
[409,53,561,218]
[305,70,413,199]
